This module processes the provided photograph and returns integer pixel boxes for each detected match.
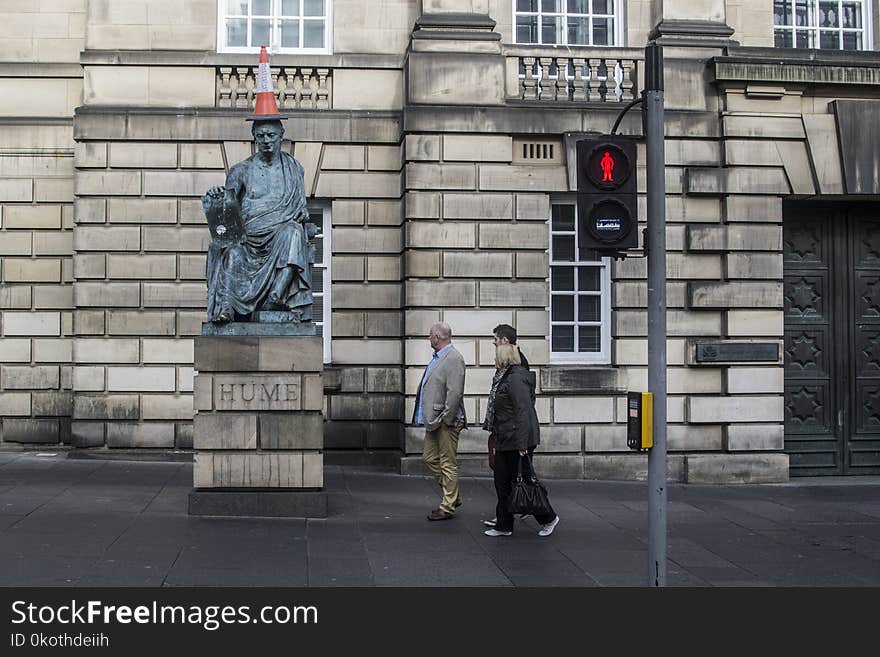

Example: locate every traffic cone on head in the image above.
[248,45,284,121]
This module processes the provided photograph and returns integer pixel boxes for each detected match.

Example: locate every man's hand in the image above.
[202,186,226,212]
[518,450,527,456]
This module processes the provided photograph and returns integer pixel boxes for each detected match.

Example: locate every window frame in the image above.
[547,197,613,365]
[512,0,625,47]
[772,0,874,50]
[217,0,333,55]
[307,202,332,364]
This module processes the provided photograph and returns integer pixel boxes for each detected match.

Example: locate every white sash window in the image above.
[773,0,872,49]
[219,0,332,54]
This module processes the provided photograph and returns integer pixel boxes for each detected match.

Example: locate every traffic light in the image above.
[576,137,638,255]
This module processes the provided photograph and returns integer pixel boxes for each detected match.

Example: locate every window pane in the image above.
[516,15,539,42]
[842,2,862,28]
[542,0,563,11]
[568,0,589,12]
[282,0,299,15]
[227,0,249,15]
[593,18,611,45]
[252,0,271,16]
[280,19,300,47]
[578,267,600,291]
[775,29,792,46]
[842,30,862,49]
[774,0,792,25]
[303,19,324,47]
[252,18,271,47]
[592,0,610,13]
[552,325,574,352]
[552,296,574,321]
[820,29,839,47]
[578,295,601,322]
[578,326,601,352]
[551,266,575,290]
[541,15,563,44]
[517,0,539,11]
[312,237,323,264]
[819,2,839,26]
[311,267,323,294]
[567,17,589,44]
[552,236,575,262]
[552,204,574,232]
[226,19,247,46]
[795,0,816,25]
[796,29,813,47]
[304,0,324,16]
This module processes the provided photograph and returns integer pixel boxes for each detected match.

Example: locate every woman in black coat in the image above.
[484,344,559,537]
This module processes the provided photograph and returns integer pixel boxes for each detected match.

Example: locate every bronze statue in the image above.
[202,119,317,324]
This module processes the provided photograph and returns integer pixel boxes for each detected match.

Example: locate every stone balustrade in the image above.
[216,66,332,110]
[507,48,641,103]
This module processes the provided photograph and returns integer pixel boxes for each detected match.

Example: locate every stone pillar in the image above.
[649,0,737,47]
[189,334,326,517]
[407,3,505,107]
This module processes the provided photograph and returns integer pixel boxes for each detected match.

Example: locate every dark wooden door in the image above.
[784,204,880,476]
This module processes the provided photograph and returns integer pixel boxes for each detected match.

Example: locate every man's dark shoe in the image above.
[427,509,454,521]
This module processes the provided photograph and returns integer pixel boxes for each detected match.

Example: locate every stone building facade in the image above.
[1,0,879,482]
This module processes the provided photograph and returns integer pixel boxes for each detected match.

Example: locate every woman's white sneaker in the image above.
[484,529,512,537]
[538,516,559,537]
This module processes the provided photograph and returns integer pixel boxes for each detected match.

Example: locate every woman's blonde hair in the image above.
[494,343,521,369]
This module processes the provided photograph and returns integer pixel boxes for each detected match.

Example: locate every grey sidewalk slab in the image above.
[0,452,879,587]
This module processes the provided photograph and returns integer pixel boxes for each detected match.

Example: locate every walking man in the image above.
[413,322,467,521]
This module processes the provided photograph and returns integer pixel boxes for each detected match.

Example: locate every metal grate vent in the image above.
[513,138,562,164]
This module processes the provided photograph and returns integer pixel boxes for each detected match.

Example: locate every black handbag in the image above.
[507,454,552,517]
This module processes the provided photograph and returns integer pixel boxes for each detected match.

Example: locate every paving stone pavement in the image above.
[1,452,879,587]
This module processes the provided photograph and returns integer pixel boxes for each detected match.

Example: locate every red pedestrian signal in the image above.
[576,137,638,253]
[600,151,614,182]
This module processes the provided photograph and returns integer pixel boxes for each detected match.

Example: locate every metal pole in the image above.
[644,42,667,587]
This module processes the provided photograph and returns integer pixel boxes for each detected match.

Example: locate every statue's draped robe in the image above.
[206,152,312,320]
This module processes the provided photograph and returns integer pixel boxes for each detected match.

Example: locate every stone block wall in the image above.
[85,0,217,51]
[69,109,405,452]
[0,131,75,445]
[71,131,222,449]
[0,1,85,446]
[402,132,562,473]
[0,1,86,63]
[319,141,405,454]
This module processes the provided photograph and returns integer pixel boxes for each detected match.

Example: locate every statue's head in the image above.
[251,120,285,155]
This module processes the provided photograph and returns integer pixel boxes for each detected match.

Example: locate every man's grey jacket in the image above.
[411,345,467,432]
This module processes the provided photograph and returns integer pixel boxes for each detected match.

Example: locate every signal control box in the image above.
[626,391,653,451]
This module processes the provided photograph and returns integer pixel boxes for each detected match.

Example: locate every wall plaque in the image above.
[694,342,779,363]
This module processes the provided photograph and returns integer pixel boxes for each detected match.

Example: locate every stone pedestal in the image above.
[188,333,326,517]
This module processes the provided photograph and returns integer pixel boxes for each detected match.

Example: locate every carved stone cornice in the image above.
[712,47,880,87]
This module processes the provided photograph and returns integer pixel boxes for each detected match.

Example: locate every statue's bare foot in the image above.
[212,312,232,324]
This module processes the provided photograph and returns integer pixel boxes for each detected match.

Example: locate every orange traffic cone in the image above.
[247,45,283,120]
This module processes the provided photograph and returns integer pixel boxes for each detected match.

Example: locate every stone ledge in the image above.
[649,19,737,47]
[81,50,404,69]
[685,453,789,483]
[200,321,317,337]
[74,108,402,143]
[713,50,880,86]
[539,367,622,394]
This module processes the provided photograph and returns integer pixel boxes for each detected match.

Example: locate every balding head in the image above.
[428,322,452,351]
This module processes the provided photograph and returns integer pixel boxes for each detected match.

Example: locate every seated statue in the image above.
[202,119,317,324]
